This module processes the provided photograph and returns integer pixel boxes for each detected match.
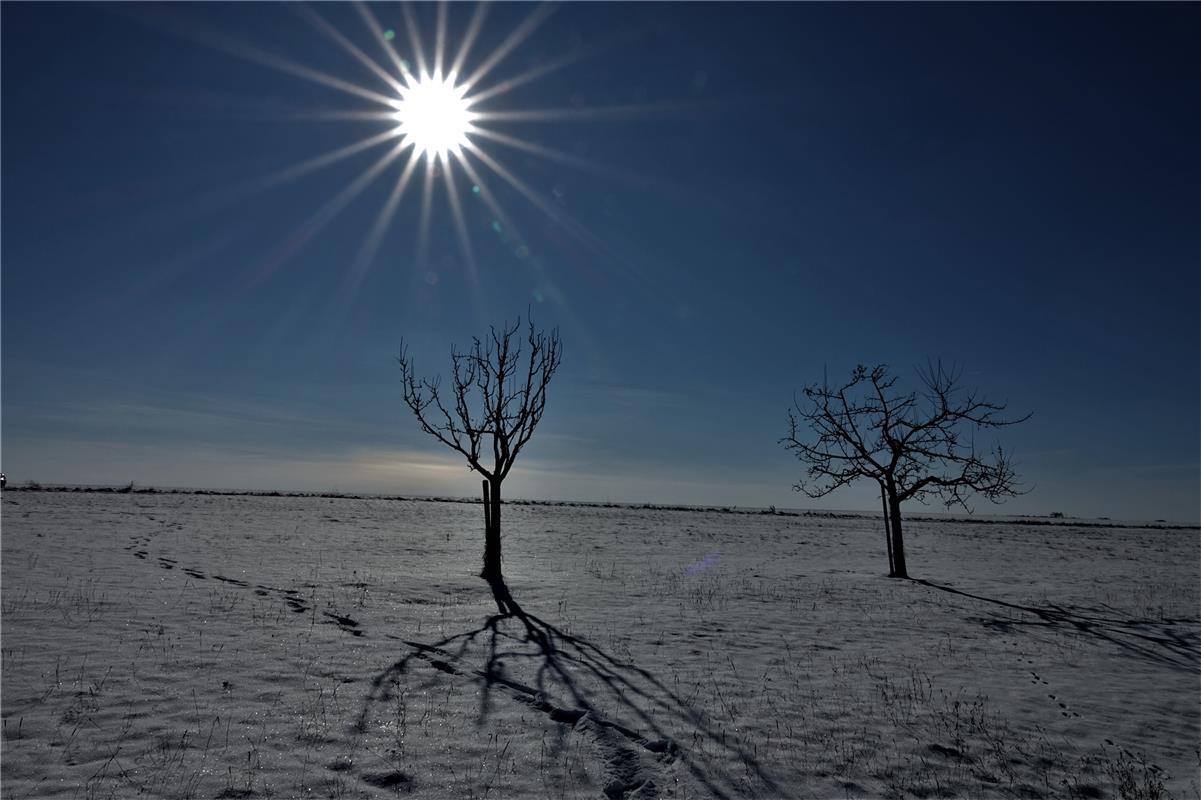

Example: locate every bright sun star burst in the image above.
[392,71,475,161]
[198,2,673,304]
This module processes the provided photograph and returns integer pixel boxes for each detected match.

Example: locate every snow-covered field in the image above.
[2,490,1197,799]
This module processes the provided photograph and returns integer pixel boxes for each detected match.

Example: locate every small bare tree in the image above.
[399,317,562,614]
[783,362,1030,579]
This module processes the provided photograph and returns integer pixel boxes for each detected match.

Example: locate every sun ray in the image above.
[456,152,581,334]
[244,139,411,292]
[465,140,660,326]
[120,5,401,107]
[294,4,407,96]
[401,3,430,79]
[473,100,714,124]
[468,125,662,189]
[125,86,398,124]
[468,49,590,107]
[219,44,397,109]
[463,142,621,264]
[326,151,421,349]
[464,144,572,229]
[153,12,400,108]
[416,156,438,268]
[466,26,650,106]
[441,156,488,322]
[433,2,448,78]
[448,2,489,81]
[459,3,558,95]
[342,153,422,298]
[354,2,415,87]
[441,155,478,281]
[271,108,400,123]
[454,155,524,251]
[229,127,403,201]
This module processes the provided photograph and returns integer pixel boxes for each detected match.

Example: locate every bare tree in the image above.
[398,317,562,613]
[783,362,1030,579]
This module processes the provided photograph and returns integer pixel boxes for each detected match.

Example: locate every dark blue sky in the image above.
[3,3,1198,521]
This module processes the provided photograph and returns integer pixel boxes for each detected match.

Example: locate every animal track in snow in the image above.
[127,540,366,638]
[1027,671,1080,718]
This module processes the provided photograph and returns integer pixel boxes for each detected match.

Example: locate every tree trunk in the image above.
[888,495,908,579]
[482,478,491,538]
[880,483,895,576]
[481,478,503,580]
[479,479,516,615]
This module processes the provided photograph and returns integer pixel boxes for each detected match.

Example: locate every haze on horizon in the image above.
[2,3,1198,523]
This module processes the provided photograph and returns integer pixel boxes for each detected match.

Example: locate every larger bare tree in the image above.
[783,362,1030,579]
[399,317,562,613]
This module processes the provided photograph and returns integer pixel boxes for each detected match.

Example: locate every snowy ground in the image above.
[2,489,1198,799]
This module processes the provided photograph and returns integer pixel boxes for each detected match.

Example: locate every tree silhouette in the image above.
[398,317,562,613]
[783,362,1030,578]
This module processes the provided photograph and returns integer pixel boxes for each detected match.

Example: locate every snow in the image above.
[2,490,1198,799]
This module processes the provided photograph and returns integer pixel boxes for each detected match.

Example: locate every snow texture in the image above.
[1,490,1197,798]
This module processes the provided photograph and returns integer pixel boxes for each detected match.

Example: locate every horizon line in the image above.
[4,482,1197,531]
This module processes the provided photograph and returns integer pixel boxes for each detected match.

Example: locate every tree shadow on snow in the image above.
[913,578,1201,674]
[355,585,780,800]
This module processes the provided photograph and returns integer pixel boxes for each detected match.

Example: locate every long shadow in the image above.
[355,582,781,799]
[912,578,1201,674]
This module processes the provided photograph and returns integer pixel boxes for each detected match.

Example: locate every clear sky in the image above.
[3,3,1198,522]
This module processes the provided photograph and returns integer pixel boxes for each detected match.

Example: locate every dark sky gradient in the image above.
[3,3,1198,521]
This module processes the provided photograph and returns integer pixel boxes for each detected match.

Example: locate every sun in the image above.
[194,2,670,303]
[392,72,475,161]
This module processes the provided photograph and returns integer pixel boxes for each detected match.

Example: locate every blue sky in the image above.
[3,3,1198,522]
